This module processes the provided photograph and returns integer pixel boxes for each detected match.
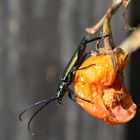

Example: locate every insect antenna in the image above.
[27,102,50,135]
[19,96,58,135]
[19,97,58,121]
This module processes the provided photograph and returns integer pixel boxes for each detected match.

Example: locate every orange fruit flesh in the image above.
[74,51,136,124]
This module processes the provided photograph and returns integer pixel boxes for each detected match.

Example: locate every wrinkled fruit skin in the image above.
[74,48,136,124]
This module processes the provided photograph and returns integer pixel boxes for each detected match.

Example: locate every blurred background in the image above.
[0,0,140,140]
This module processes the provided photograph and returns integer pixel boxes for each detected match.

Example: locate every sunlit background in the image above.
[0,0,140,140]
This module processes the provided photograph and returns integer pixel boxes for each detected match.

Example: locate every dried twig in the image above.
[85,0,122,35]
[86,0,140,54]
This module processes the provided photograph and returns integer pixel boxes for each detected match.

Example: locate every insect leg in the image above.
[75,36,104,72]
[81,34,109,46]
[78,37,101,64]
[68,89,77,102]
[76,35,110,71]
[81,36,102,45]
[77,63,96,71]
[68,88,93,104]
[70,63,96,76]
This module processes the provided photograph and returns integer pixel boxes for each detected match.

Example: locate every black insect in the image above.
[19,35,107,135]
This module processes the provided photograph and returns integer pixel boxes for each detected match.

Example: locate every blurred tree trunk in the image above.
[0,0,134,140]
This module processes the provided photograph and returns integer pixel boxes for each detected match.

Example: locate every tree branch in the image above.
[118,26,140,54]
